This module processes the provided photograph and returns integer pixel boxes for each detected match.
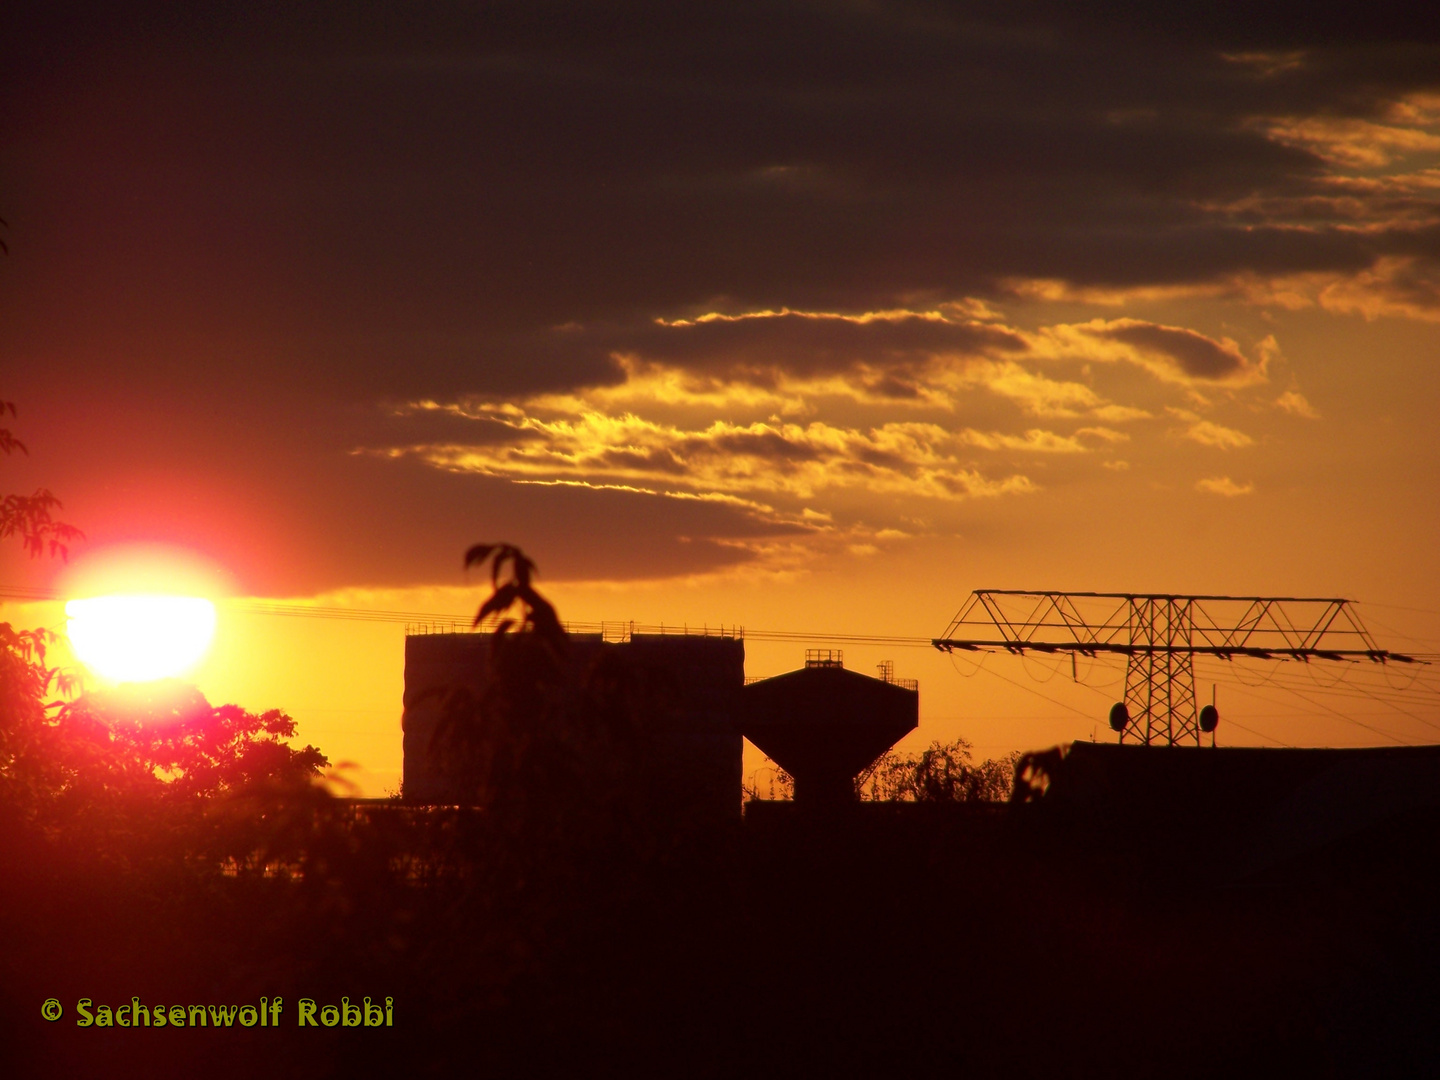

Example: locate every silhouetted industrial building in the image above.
[403,629,745,817]
[742,649,918,805]
[403,635,920,815]
[1017,740,1440,881]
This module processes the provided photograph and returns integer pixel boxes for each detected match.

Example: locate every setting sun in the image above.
[65,595,217,683]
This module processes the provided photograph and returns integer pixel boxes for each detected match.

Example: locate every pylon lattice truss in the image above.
[932,592,1421,746]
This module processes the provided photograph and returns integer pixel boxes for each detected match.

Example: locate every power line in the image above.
[933,589,1431,746]
[8,584,1440,661]
[9,583,1438,746]
[1211,675,1411,745]
[1212,713,1292,748]
[0,584,937,646]
[947,651,1096,721]
[947,650,1296,746]
[1363,600,1440,619]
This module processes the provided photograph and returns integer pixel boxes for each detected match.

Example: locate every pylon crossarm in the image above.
[937,593,1410,657]
[935,590,1423,748]
[931,639,1420,663]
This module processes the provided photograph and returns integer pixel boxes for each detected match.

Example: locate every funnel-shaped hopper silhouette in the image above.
[743,652,918,805]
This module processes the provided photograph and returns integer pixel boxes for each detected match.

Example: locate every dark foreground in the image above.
[5,760,1440,1078]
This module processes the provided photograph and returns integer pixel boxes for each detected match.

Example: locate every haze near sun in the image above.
[57,544,232,684]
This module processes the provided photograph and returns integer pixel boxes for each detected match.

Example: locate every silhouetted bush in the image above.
[860,738,1020,801]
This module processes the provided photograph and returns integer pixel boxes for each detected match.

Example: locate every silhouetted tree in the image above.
[859,739,1019,802]
[0,622,74,818]
[50,680,326,802]
[32,681,331,869]
[0,399,83,560]
[0,398,82,821]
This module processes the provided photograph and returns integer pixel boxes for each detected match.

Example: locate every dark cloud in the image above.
[0,388,801,594]
[593,448,689,476]
[1086,321,1251,380]
[7,2,1435,361]
[688,428,825,467]
[7,442,803,597]
[3,2,1436,590]
[622,313,1025,376]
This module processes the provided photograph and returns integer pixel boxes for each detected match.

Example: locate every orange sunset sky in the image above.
[3,3,1439,795]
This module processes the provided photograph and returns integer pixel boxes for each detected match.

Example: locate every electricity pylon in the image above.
[932,592,1419,746]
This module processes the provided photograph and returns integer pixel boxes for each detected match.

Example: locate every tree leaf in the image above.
[475,582,520,625]
[464,543,497,569]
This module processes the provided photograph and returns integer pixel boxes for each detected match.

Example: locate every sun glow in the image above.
[66,595,218,683]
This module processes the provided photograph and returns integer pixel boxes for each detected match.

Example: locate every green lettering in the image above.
[153,1005,168,1028]
[130,997,150,1026]
[320,1005,339,1027]
[117,1004,130,1027]
[207,1005,239,1026]
[239,1006,257,1027]
[297,998,316,1026]
[364,997,383,1027]
[169,1006,186,1026]
[188,1005,208,1027]
[96,1005,113,1028]
[76,998,94,1027]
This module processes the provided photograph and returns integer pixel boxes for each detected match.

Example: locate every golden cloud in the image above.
[1032,319,1272,386]
[1275,390,1321,419]
[1312,256,1440,323]
[375,303,1298,566]
[999,90,1440,326]
[1167,408,1255,449]
[941,358,1117,418]
[1228,256,1440,323]
[1220,51,1307,78]
[1254,114,1440,171]
[1196,476,1255,497]
[604,308,1271,422]
[1200,169,1440,230]
[998,278,1227,307]
[403,307,1199,421]
[387,409,1039,506]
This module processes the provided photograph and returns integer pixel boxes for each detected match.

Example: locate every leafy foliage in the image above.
[0,399,84,560]
[1011,746,1065,802]
[465,542,565,644]
[746,740,1019,803]
[744,763,795,801]
[0,624,73,816]
[49,681,328,803]
[859,739,1020,802]
[0,398,87,818]
[2,673,331,864]
[44,683,333,871]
